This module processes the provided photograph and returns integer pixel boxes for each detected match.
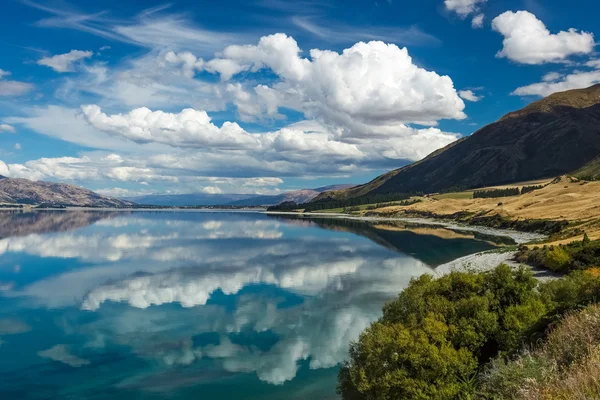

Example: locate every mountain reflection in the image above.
[0,210,126,239]
[0,211,510,398]
[268,214,511,266]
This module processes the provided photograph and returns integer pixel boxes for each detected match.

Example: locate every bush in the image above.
[516,236,600,273]
[337,265,549,400]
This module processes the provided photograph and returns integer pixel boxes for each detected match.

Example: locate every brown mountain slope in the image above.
[0,176,133,207]
[315,84,600,202]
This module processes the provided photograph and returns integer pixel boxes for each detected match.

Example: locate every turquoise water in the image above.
[0,210,508,399]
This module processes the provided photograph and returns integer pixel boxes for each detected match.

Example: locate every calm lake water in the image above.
[0,210,512,399]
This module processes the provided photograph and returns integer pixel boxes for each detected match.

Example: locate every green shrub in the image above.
[516,236,600,273]
[338,265,549,400]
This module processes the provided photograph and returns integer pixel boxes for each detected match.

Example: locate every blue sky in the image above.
[0,0,598,197]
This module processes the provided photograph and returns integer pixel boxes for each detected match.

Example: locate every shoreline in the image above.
[2,206,557,280]
[266,211,545,245]
[435,249,562,281]
[1,206,546,244]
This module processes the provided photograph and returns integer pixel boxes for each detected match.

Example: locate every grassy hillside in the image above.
[317,85,600,202]
[574,155,600,180]
[365,176,600,241]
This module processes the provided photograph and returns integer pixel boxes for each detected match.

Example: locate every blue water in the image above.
[0,210,507,399]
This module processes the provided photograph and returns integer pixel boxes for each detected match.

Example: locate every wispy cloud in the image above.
[22,0,250,53]
[292,16,441,46]
[255,0,334,13]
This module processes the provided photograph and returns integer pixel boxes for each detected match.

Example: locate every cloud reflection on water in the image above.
[0,210,497,394]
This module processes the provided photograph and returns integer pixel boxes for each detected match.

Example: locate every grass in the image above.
[479,303,600,400]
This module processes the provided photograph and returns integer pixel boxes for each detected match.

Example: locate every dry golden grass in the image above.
[481,304,600,400]
[540,347,600,400]
[371,177,600,242]
[520,303,600,399]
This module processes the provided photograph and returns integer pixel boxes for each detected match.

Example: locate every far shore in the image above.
[2,205,561,279]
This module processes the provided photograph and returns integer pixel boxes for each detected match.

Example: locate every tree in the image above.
[583,232,591,244]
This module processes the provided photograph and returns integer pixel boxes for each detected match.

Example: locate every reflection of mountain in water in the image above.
[0,210,126,239]
[269,214,512,267]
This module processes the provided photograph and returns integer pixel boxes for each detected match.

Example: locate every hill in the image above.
[315,85,600,202]
[127,184,356,207]
[226,184,356,206]
[0,175,133,207]
[124,193,255,207]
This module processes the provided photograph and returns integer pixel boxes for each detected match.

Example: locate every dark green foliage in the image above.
[473,188,520,199]
[583,232,591,244]
[266,201,298,211]
[539,271,600,312]
[305,193,413,212]
[516,237,600,273]
[338,233,600,400]
[267,194,416,212]
[338,265,549,400]
[520,185,545,194]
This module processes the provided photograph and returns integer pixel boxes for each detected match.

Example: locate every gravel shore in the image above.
[436,250,561,282]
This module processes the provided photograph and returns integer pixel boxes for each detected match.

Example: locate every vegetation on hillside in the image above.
[266,193,414,212]
[515,234,600,273]
[520,185,545,194]
[473,185,545,199]
[338,265,549,399]
[338,239,600,400]
[473,188,520,199]
[480,303,600,399]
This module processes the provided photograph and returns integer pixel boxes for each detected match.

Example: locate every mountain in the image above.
[0,176,133,207]
[314,85,600,202]
[226,184,357,206]
[126,184,356,207]
[123,193,256,207]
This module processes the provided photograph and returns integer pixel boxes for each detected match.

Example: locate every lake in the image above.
[0,210,513,399]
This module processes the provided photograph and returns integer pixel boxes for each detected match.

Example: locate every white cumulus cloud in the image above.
[492,11,595,65]
[445,0,486,18]
[0,124,15,133]
[207,34,466,129]
[458,89,483,102]
[512,69,600,97]
[471,14,484,28]
[81,105,260,149]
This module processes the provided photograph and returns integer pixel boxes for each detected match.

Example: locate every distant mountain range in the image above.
[126,184,356,207]
[0,174,355,208]
[0,175,133,207]
[314,84,600,202]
